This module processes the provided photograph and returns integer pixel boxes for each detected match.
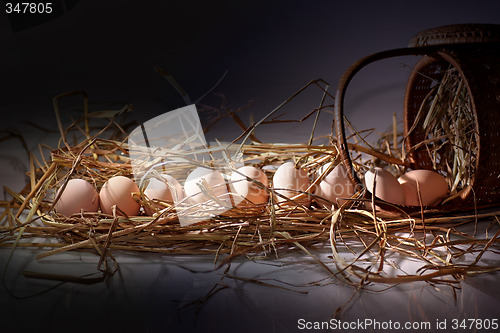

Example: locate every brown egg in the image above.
[314,162,355,208]
[272,162,311,206]
[143,174,184,215]
[99,176,141,216]
[54,178,99,217]
[398,170,448,206]
[230,166,269,206]
[364,167,406,206]
[183,167,228,204]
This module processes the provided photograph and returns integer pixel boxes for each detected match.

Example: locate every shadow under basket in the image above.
[334,24,500,213]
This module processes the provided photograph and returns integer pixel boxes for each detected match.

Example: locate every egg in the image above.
[230,166,269,206]
[99,176,141,216]
[364,167,406,206]
[398,169,448,206]
[184,167,228,204]
[314,162,355,208]
[54,178,99,217]
[143,174,184,215]
[272,162,311,205]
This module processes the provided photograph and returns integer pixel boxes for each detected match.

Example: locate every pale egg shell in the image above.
[364,167,406,206]
[230,166,269,206]
[55,179,99,217]
[272,162,311,205]
[314,162,355,208]
[143,174,184,215]
[99,176,141,216]
[184,167,228,204]
[398,170,448,206]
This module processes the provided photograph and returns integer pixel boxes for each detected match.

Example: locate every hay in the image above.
[1,77,499,294]
[406,67,478,194]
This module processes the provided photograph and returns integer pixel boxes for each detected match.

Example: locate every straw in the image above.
[1,78,499,295]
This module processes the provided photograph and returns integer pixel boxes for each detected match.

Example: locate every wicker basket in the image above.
[334,24,500,212]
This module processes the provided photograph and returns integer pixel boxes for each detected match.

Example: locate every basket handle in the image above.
[334,46,440,188]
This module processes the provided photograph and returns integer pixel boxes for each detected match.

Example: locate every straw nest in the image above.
[1,78,499,291]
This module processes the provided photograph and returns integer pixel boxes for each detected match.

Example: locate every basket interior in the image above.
[404,55,479,201]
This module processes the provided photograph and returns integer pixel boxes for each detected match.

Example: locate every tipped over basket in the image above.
[334,24,500,212]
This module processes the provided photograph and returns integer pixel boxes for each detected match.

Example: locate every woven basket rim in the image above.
[408,23,500,47]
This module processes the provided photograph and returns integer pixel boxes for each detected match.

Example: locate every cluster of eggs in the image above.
[54,176,144,217]
[364,167,448,207]
[54,165,271,218]
[54,161,356,217]
[54,162,448,218]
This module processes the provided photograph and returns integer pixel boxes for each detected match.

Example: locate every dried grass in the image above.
[406,67,478,194]
[1,76,499,295]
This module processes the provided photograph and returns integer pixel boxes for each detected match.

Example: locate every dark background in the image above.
[1,1,500,332]
[3,0,500,126]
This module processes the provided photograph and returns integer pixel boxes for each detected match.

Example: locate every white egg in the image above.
[184,167,228,204]
[272,162,311,206]
[314,162,355,208]
[230,166,269,206]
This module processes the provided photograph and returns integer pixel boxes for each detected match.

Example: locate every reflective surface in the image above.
[1,218,499,332]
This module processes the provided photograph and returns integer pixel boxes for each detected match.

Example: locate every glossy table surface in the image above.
[1,210,499,332]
